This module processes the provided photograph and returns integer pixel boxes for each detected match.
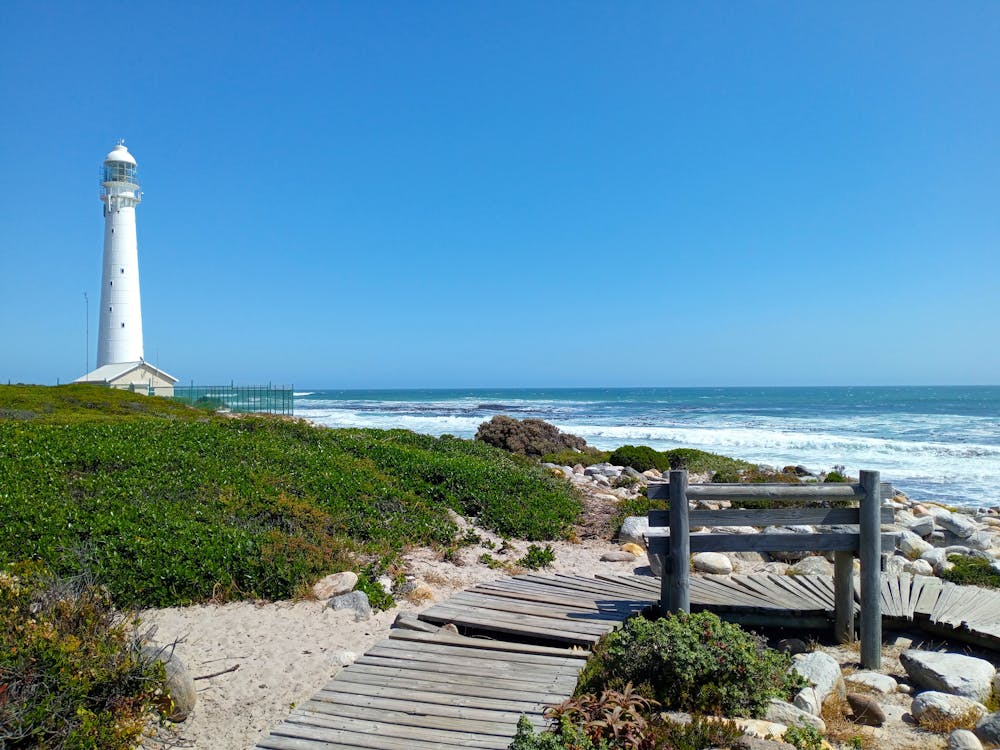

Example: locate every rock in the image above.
[618,516,650,546]
[907,516,937,538]
[441,623,459,634]
[621,542,645,556]
[765,699,826,731]
[793,687,822,716]
[777,638,809,655]
[884,554,907,576]
[900,650,997,701]
[762,525,813,562]
[145,646,197,722]
[911,691,987,728]
[846,693,885,726]
[790,652,846,704]
[789,556,833,576]
[903,558,934,576]
[950,729,984,750]
[898,529,933,559]
[937,512,979,539]
[330,650,357,667]
[600,551,637,562]
[327,590,372,621]
[642,468,662,479]
[730,718,790,740]
[377,575,394,594]
[974,711,1000,744]
[894,636,914,649]
[845,671,897,694]
[692,552,733,575]
[732,738,797,750]
[312,571,359,600]
[965,531,994,551]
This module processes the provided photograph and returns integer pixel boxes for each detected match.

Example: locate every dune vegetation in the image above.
[0,384,581,609]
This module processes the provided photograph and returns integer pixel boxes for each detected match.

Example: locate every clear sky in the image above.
[1,2,998,388]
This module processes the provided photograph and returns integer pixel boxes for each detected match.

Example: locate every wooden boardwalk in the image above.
[256,572,1000,749]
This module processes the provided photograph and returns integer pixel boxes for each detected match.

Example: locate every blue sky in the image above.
[1,2,998,387]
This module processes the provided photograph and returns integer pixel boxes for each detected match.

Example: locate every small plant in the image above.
[0,562,167,749]
[577,611,805,718]
[478,553,507,570]
[354,563,396,611]
[783,721,826,750]
[475,416,588,457]
[941,555,1000,589]
[518,544,556,570]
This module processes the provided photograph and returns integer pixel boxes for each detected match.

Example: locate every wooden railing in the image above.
[645,469,894,668]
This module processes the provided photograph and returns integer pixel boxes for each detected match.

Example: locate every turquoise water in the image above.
[294,387,1000,507]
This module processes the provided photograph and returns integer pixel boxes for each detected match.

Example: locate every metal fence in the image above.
[172,384,294,415]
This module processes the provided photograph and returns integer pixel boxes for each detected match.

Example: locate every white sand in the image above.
[140,537,646,749]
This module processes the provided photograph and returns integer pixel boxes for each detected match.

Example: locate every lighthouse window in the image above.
[120,268,125,274]
[121,323,125,328]
[109,306,112,312]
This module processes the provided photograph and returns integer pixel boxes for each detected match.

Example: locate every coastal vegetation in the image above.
[0,385,580,609]
[941,554,1000,589]
[0,562,166,749]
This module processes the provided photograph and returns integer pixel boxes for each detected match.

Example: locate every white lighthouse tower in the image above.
[97,142,144,366]
[76,143,177,395]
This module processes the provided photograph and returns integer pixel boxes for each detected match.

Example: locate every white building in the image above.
[77,142,177,395]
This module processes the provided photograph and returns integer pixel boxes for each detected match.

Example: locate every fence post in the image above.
[667,469,690,614]
[859,470,882,669]
[833,551,855,643]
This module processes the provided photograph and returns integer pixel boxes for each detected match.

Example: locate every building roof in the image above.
[103,143,136,165]
[75,361,178,385]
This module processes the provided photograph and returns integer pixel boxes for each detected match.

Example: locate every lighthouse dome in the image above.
[104,143,137,165]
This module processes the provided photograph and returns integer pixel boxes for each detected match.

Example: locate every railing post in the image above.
[833,551,855,644]
[859,470,882,669]
[667,470,690,613]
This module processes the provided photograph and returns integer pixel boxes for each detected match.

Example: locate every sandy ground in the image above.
[140,535,645,750]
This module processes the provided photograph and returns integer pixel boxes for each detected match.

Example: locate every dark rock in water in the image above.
[847,693,886,726]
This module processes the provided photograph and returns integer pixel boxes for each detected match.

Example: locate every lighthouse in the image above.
[97,142,144,366]
[76,143,177,395]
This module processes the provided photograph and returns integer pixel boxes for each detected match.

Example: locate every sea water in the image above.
[294,387,1000,508]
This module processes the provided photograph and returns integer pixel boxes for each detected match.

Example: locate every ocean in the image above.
[293,387,1000,508]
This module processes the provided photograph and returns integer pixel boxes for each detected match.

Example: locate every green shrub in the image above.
[783,722,826,750]
[609,445,667,473]
[941,555,1000,589]
[0,562,166,749]
[0,386,581,608]
[540,449,610,467]
[517,544,556,570]
[475,416,588,457]
[577,611,805,718]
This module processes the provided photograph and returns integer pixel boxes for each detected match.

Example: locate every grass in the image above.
[940,554,1000,589]
[0,385,581,609]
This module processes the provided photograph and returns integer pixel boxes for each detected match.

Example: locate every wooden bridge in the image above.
[255,571,1000,750]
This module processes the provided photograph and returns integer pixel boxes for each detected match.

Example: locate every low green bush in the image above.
[0,562,166,749]
[608,445,667,473]
[941,555,1000,589]
[540,449,610,467]
[0,386,581,609]
[517,544,556,570]
[577,611,805,718]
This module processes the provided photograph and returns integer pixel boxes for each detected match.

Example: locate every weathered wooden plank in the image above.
[291,705,520,739]
[421,602,612,638]
[446,591,637,624]
[387,626,590,659]
[273,714,508,750]
[647,481,895,503]
[351,656,579,688]
[319,682,547,714]
[302,693,541,727]
[347,658,577,689]
[257,736,372,750]
[834,552,855,642]
[650,507,893,528]
[334,667,568,704]
[373,640,586,669]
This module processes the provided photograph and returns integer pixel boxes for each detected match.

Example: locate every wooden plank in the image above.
[834,552,855,642]
[319,682,548,714]
[258,736,375,750]
[343,654,577,692]
[374,640,586,669]
[647,481,895,503]
[446,590,638,624]
[650,507,893,528]
[352,655,579,686]
[898,573,913,620]
[302,693,542,726]
[291,705,520,740]
[272,715,508,750]
[913,577,944,616]
[417,605,603,646]
[387,626,590,659]
[334,667,568,704]
[421,600,614,636]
